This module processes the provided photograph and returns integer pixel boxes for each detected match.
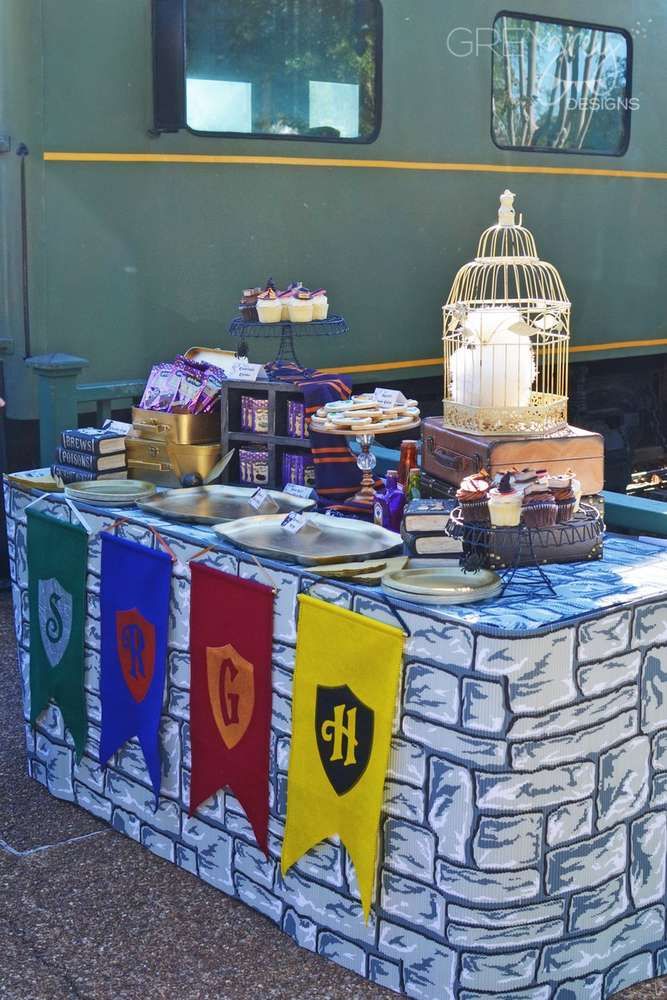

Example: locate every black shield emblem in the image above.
[316,684,374,796]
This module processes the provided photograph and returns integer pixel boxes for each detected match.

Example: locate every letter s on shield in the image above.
[38,578,73,669]
[206,644,255,750]
[116,608,156,703]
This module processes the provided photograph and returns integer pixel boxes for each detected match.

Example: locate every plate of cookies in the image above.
[309,393,421,434]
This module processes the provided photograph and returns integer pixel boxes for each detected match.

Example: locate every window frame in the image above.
[490,9,633,158]
[184,0,384,145]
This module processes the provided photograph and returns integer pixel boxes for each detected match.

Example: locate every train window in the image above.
[185,0,382,142]
[491,13,632,156]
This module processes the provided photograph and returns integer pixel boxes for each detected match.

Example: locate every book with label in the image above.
[401,526,462,558]
[51,463,129,485]
[60,426,127,456]
[403,498,456,534]
[55,447,127,472]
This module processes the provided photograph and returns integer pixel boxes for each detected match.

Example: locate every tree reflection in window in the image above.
[185,0,381,141]
[492,14,632,155]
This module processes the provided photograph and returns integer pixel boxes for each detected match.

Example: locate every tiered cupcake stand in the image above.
[447,503,605,595]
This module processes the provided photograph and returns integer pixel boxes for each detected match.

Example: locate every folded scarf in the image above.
[265,362,374,515]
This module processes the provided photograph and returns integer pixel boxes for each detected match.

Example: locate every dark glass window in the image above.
[492,13,632,155]
[185,0,382,142]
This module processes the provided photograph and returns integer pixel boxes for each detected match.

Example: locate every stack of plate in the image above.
[381,563,503,605]
[64,480,157,507]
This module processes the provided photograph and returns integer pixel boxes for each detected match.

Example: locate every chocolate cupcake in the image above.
[456,474,490,523]
[548,474,577,522]
[521,481,557,528]
[239,287,261,321]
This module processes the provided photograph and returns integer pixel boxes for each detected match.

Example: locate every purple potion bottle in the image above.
[373,470,406,533]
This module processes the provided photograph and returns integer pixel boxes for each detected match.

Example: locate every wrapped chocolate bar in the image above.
[287,400,306,438]
[254,398,269,433]
[193,365,226,414]
[241,396,253,431]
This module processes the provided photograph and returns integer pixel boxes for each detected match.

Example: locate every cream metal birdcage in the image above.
[442,190,570,436]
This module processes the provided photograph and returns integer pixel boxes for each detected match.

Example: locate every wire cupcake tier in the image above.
[228,315,348,366]
[446,503,604,595]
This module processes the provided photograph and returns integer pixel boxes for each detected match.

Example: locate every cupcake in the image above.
[513,468,538,492]
[239,287,261,322]
[567,468,583,512]
[279,289,293,321]
[521,481,557,528]
[311,289,329,321]
[256,287,282,323]
[548,474,577,522]
[456,474,490,523]
[488,472,522,527]
[288,288,314,323]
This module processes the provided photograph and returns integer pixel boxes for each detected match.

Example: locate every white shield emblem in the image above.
[38,578,73,669]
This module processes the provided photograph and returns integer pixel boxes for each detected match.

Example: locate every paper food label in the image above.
[281,512,307,534]
[373,387,407,408]
[283,483,315,499]
[249,488,269,510]
[229,361,263,382]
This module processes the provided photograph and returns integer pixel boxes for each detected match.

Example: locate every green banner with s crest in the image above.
[27,509,88,760]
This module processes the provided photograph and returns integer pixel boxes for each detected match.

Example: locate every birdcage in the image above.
[442,190,570,436]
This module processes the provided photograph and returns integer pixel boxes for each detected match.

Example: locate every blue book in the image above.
[60,426,126,456]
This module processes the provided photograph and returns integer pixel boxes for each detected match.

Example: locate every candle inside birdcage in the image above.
[442,190,570,436]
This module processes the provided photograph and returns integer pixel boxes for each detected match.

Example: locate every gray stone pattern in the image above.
[7,480,667,1000]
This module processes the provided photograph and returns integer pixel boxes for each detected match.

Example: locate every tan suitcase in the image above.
[421,419,604,495]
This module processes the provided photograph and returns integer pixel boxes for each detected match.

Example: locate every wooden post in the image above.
[25,353,89,467]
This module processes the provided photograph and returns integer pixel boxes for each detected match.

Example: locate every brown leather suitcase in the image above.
[421,418,604,495]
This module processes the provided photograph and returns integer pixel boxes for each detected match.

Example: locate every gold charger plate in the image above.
[8,472,64,493]
[381,565,503,605]
[307,555,409,583]
[213,512,403,566]
[65,480,157,506]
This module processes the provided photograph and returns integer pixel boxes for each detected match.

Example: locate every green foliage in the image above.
[186,0,378,137]
[492,15,629,154]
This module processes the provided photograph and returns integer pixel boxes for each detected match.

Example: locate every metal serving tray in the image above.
[212,512,403,565]
[138,485,316,525]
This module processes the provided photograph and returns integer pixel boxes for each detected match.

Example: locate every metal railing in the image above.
[26,353,144,466]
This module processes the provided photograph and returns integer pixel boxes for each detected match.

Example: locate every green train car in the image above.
[0,0,665,484]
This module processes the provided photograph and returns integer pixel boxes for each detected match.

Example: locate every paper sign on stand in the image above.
[283,483,316,500]
[229,361,264,382]
[373,387,408,408]
[281,512,307,534]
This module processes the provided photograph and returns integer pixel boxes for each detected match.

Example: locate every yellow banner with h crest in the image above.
[281,595,404,921]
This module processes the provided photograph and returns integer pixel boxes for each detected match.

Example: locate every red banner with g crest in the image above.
[189,564,273,855]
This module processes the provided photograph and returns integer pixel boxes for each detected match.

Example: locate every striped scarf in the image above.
[266,362,372,515]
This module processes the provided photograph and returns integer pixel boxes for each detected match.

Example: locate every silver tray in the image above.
[138,485,316,525]
[381,565,503,605]
[212,512,403,565]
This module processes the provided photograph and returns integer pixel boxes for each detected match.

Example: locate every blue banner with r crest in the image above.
[99,533,172,799]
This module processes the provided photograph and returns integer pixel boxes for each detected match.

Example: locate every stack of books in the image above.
[51,423,128,484]
[401,498,463,558]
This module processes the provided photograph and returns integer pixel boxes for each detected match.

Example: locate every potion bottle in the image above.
[373,470,406,533]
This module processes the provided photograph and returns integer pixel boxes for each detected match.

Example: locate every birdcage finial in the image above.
[498,190,516,227]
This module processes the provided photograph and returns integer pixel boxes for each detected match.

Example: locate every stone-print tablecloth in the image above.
[7,472,667,1000]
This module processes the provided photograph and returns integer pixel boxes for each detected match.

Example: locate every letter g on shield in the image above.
[206,645,255,750]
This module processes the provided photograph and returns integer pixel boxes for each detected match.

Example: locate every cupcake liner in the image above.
[460,499,490,524]
[522,501,557,528]
[556,499,576,523]
[488,498,522,527]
